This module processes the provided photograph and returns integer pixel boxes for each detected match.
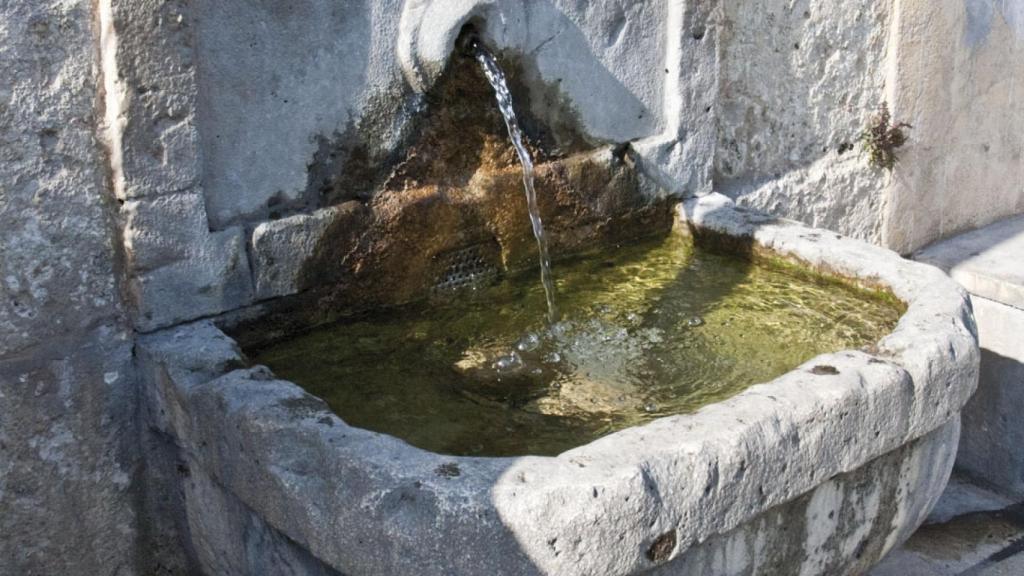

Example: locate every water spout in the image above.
[472,41,560,324]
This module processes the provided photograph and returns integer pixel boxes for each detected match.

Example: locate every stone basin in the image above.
[138,193,977,576]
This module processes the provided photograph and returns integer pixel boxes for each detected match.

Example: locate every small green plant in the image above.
[859,103,911,170]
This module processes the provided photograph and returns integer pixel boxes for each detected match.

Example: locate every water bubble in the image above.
[493,351,524,373]
[687,316,705,328]
[626,312,640,325]
[543,351,562,364]
[643,403,657,413]
[643,329,665,344]
[516,332,541,353]
[549,321,571,339]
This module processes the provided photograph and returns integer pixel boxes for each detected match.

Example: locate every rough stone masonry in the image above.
[0,1,138,573]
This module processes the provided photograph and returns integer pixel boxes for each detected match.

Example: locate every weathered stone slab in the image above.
[883,1,1024,253]
[0,4,122,357]
[629,0,718,196]
[112,0,203,200]
[122,192,209,274]
[129,227,254,332]
[193,0,381,228]
[0,2,140,573]
[249,204,364,301]
[194,0,706,229]
[714,0,891,244]
[183,463,342,576]
[915,215,1024,312]
[137,320,245,437]
[955,295,1024,498]
[0,324,137,575]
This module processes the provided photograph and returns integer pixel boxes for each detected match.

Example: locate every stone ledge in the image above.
[954,295,1024,499]
[915,215,1024,311]
[246,149,673,307]
[870,474,1024,576]
[129,226,254,333]
[249,203,363,301]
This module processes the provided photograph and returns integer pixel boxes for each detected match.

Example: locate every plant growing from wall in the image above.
[859,103,911,170]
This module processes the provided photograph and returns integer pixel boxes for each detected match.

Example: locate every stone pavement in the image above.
[871,474,1024,576]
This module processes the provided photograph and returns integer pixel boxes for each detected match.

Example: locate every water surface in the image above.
[251,233,901,457]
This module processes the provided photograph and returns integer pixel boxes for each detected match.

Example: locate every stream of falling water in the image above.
[473,43,560,324]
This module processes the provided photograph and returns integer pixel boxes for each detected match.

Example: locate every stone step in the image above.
[967,553,1024,576]
[870,475,1024,576]
[915,214,1024,312]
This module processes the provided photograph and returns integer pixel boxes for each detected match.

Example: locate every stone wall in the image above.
[220,0,1018,257]
[0,1,138,574]
[883,0,1024,253]
[193,0,398,229]
[716,0,893,243]
[193,0,684,230]
[109,0,720,333]
[717,0,1024,253]
[113,0,255,334]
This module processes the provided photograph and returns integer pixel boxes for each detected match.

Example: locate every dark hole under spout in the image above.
[455,21,483,58]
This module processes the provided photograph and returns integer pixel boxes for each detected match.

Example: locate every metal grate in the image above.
[431,242,501,294]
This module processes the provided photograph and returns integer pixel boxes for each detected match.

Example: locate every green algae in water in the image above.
[251,233,901,457]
